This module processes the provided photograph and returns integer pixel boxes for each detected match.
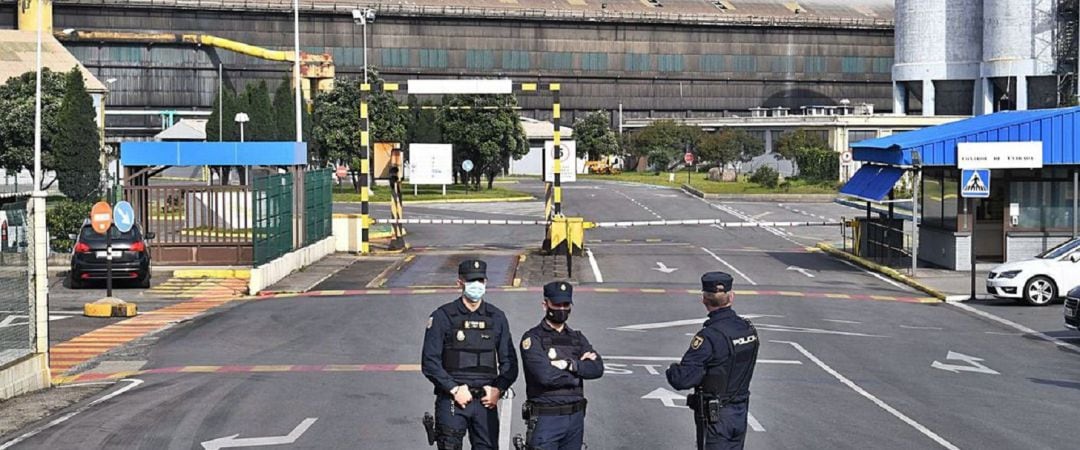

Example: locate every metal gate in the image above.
[124,185,253,265]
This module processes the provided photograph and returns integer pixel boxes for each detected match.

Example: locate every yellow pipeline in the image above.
[185,35,294,62]
[18,0,53,32]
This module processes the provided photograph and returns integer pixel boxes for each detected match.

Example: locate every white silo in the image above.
[892,0,984,116]
[979,0,1058,112]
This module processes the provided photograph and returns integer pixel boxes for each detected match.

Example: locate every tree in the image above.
[722,129,765,175]
[406,95,442,144]
[242,81,273,141]
[574,111,619,161]
[0,69,67,175]
[627,120,699,171]
[271,79,314,146]
[774,129,836,182]
[206,87,242,142]
[697,132,739,172]
[438,94,528,189]
[53,68,103,201]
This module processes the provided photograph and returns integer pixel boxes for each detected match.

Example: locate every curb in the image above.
[815,242,947,301]
[681,184,837,203]
[335,196,534,205]
[173,269,251,279]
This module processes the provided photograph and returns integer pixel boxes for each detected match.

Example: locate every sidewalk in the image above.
[905,266,993,300]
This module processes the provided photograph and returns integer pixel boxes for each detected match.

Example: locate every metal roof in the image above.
[121,141,307,166]
[851,107,1080,167]
[0,30,108,93]
[839,164,904,202]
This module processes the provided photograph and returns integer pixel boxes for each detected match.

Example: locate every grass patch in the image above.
[579,172,838,195]
[333,183,532,203]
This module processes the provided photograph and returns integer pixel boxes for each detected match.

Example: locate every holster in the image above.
[690,391,723,424]
[422,412,437,446]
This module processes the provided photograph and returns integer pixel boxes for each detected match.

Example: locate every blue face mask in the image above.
[463,281,486,301]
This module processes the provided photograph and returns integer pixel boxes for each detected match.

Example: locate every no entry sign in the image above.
[90,202,113,235]
[684,152,694,164]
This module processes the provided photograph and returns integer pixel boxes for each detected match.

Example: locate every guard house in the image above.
[846,107,1080,271]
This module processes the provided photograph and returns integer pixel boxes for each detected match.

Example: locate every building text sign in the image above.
[957,142,1043,169]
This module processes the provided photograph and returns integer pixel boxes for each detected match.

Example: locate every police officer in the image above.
[422,259,519,450]
[517,281,604,450]
[666,272,760,450]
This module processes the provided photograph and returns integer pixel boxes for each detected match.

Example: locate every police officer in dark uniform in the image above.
[516,281,604,450]
[422,259,519,450]
[666,271,760,450]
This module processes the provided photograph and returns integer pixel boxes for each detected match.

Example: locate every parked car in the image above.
[1065,286,1080,331]
[986,237,1080,306]
[69,220,154,289]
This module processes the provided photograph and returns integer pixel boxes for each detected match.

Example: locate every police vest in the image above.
[440,304,498,375]
[528,331,585,399]
[699,319,759,402]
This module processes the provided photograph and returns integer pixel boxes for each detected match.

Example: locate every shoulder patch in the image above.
[426,316,433,329]
[522,337,532,350]
[690,334,705,350]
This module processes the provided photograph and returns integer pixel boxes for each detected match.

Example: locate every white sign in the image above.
[957,142,1043,169]
[544,140,576,183]
[406,79,513,95]
[408,144,453,185]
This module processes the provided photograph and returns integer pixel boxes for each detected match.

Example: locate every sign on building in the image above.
[544,140,577,183]
[961,169,991,198]
[957,142,1043,169]
[408,144,453,185]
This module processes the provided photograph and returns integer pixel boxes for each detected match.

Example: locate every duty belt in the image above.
[530,400,586,416]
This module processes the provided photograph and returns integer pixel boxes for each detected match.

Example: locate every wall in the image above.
[249,235,335,294]
[919,226,971,270]
[1006,233,1073,262]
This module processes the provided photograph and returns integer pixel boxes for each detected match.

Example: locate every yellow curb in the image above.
[816,242,946,301]
[83,298,137,318]
[173,269,251,279]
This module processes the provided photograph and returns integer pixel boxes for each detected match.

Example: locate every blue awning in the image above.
[839,165,905,202]
[121,141,307,166]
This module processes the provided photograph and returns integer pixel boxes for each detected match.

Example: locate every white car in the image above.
[986,238,1080,306]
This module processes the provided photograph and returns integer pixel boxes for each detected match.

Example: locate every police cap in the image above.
[701,271,733,293]
[543,281,573,304]
[458,259,487,282]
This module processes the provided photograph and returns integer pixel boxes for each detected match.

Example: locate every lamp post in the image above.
[235,112,249,142]
[293,0,302,142]
[353,8,375,84]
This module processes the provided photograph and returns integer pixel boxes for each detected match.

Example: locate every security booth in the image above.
[848,107,1080,271]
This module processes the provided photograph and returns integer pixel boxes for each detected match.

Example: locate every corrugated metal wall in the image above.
[52,6,893,135]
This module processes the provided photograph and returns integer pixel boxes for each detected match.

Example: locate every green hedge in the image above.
[47,200,91,253]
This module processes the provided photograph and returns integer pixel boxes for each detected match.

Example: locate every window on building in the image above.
[771,56,795,73]
[700,54,724,72]
[804,56,827,74]
[872,57,893,74]
[1009,179,1076,230]
[419,49,449,69]
[110,46,142,63]
[502,51,530,71]
[581,53,608,71]
[942,172,959,231]
[731,55,756,73]
[467,50,496,70]
[543,52,573,71]
[922,169,945,230]
[841,57,866,74]
[624,53,650,71]
[658,54,684,72]
[381,48,411,67]
[848,130,877,145]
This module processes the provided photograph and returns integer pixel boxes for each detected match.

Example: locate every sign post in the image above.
[961,169,991,301]
[462,159,474,195]
[684,152,694,185]
[90,201,114,298]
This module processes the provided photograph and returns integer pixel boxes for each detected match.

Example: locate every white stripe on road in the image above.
[899,325,943,331]
[0,379,144,450]
[946,301,1080,353]
[700,247,757,286]
[774,341,959,450]
[822,319,862,324]
[586,248,604,283]
[603,356,802,365]
[747,414,766,432]
[837,259,906,290]
[498,388,514,449]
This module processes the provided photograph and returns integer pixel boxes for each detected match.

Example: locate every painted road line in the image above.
[604,356,802,365]
[775,341,959,450]
[747,414,766,432]
[586,248,604,283]
[837,259,907,290]
[899,325,943,331]
[946,301,1080,354]
[822,319,862,324]
[700,247,757,286]
[0,379,144,450]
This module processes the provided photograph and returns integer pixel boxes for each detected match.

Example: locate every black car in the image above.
[1065,286,1080,331]
[69,221,154,289]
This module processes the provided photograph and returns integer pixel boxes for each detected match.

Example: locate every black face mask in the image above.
[546,307,571,324]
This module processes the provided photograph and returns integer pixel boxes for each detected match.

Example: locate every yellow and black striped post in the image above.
[551,83,562,216]
[359,83,371,254]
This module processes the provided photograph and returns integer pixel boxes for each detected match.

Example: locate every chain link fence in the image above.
[0,197,32,366]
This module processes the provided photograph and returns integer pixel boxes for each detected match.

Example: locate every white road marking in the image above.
[747,414,766,432]
[586,248,604,283]
[0,379,144,450]
[786,265,816,278]
[774,341,959,450]
[604,356,802,365]
[837,259,906,290]
[611,315,785,332]
[498,388,514,449]
[700,247,757,286]
[754,323,887,338]
[899,325,943,331]
[946,301,1080,353]
[641,388,766,432]
[653,261,679,274]
[201,418,317,450]
[822,319,862,324]
[615,190,664,220]
[930,351,999,375]
[984,331,1022,336]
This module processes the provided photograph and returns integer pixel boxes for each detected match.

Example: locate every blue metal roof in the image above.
[851,107,1080,167]
[121,142,307,166]
[839,165,905,202]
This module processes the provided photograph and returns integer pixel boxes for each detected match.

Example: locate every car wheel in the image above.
[137,274,151,289]
[69,275,84,289]
[1023,276,1057,306]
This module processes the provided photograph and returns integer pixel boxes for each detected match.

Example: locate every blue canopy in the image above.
[851,107,1080,167]
[121,142,307,166]
[839,165,905,202]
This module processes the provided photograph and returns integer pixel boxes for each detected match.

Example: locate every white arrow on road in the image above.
[653,262,678,274]
[610,315,783,332]
[931,351,999,375]
[642,387,688,408]
[201,418,318,450]
[786,266,815,278]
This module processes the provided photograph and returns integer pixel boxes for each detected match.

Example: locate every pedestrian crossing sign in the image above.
[961,169,991,198]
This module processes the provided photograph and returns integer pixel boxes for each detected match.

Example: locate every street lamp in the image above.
[293,0,302,142]
[234,112,249,142]
[352,8,376,84]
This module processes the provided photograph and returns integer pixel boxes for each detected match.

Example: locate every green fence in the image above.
[253,172,294,266]
[304,169,333,246]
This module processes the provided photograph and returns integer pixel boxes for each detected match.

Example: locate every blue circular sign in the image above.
[462,160,474,172]
[113,201,136,233]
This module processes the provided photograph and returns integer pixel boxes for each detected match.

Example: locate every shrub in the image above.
[793,147,839,184]
[749,165,780,189]
[47,200,91,253]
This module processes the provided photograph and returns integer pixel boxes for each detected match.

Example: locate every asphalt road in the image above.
[6,179,1080,449]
